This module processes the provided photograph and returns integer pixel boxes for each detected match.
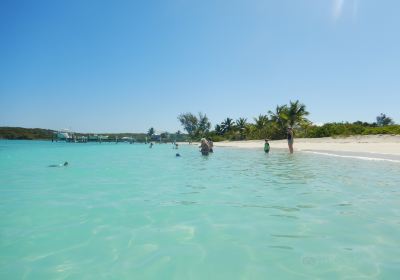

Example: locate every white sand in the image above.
[212,135,400,157]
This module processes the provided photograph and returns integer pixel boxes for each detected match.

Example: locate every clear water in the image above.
[1,140,399,279]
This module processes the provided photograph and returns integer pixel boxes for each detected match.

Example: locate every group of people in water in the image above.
[50,128,294,166]
[199,138,214,156]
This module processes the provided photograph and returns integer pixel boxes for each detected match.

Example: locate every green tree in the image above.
[222,118,235,133]
[178,112,211,139]
[197,113,211,137]
[178,113,198,138]
[376,113,394,126]
[160,132,169,142]
[214,124,224,136]
[236,118,248,139]
[254,115,269,130]
[147,127,155,138]
[268,105,288,130]
[287,100,309,128]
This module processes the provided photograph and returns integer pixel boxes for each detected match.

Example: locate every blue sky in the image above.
[0,0,399,133]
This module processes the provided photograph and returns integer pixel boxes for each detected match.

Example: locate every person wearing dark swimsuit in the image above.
[200,138,210,156]
[287,127,294,154]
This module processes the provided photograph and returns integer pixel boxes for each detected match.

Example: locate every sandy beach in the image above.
[183,135,400,161]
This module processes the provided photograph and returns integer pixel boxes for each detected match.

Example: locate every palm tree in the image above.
[215,124,224,135]
[287,100,309,127]
[254,115,269,130]
[268,105,289,130]
[236,118,247,129]
[236,118,248,139]
[222,118,235,133]
[147,127,155,138]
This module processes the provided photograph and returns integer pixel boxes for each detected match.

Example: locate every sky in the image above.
[0,0,399,133]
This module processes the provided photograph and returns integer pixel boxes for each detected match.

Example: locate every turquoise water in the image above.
[1,140,400,279]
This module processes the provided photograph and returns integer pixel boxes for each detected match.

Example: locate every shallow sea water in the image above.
[0,140,399,279]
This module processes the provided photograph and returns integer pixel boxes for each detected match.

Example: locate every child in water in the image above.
[264,139,270,153]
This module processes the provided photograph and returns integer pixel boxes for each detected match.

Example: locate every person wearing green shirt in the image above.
[264,139,270,153]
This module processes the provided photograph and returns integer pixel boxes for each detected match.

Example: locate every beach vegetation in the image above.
[177,101,398,142]
[178,112,211,140]
[236,118,248,140]
[376,113,394,126]
[197,113,212,137]
[221,118,235,133]
[287,100,310,128]
[1,106,398,142]
[177,113,198,139]
[0,127,54,140]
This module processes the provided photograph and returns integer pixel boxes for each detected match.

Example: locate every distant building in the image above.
[87,135,109,142]
[88,135,99,141]
[151,134,161,141]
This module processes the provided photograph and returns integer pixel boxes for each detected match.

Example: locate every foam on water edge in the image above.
[301,150,400,163]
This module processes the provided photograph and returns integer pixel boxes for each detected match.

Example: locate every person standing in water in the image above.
[264,139,270,153]
[200,138,210,156]
[207,138,214,153]
[287,127,294,154]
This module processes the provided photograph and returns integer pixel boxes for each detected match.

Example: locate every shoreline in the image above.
[181,135,400,162]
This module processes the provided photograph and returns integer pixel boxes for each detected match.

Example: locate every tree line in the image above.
[0,127,55,140]
[1,103,397,141]
[178,100,398,141]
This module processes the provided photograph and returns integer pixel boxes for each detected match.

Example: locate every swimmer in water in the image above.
[176,153,181,157]
[149,142,153,148]
[49,161,68,167]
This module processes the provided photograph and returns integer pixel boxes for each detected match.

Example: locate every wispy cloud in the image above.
[352,0,359,19]
[333,0,345,20]
[333,0,359,20]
